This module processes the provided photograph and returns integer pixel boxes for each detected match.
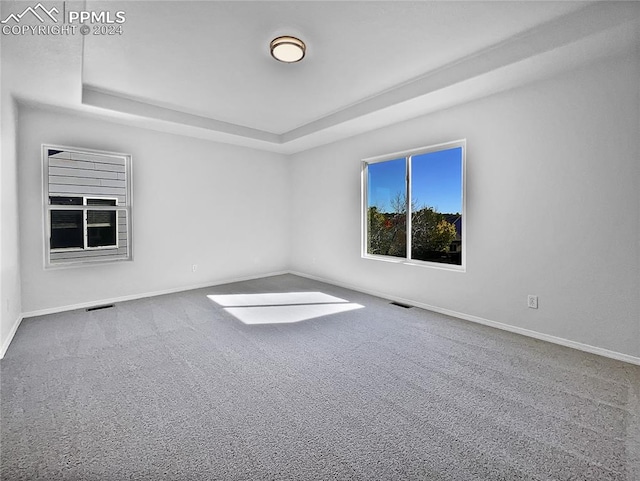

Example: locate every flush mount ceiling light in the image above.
[270,36,306,63]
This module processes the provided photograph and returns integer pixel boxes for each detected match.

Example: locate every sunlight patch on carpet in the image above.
[207,292,364,324]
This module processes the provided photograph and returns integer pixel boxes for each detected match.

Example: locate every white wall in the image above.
[1,0,84,354]
[1,67,23,357]
[289,51,640,359]
[1,1,24,354]
[18,106,290,314]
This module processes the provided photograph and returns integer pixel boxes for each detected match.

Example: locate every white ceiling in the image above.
[4,1,640,153]
[83,0,589,134]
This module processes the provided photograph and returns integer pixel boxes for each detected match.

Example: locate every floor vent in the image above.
[86,304,114,312]
[390,301,413,309]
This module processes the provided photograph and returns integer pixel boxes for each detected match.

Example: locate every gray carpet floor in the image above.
[1,274,639,480]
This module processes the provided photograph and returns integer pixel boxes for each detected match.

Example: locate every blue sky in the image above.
[368,147,462,214]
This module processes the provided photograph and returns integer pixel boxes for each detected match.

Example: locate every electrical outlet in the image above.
[192,264,198,272]
[527,295,538,309]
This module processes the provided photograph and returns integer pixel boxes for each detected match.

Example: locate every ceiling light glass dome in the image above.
[270,36,306,63]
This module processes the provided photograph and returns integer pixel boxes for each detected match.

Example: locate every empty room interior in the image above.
[1,1,640,479]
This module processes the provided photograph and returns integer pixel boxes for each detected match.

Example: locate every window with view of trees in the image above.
[43,145,132,267]
[363,140,464,267]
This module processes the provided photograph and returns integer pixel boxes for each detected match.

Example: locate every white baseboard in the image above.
[289,270,640,367]
[20,270,289,320]
[1,314,24,359]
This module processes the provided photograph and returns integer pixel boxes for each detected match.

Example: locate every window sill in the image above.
[45,256,132,270]
[362,254,465,272]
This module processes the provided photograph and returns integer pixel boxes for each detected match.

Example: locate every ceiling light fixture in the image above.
[270,36,306,63]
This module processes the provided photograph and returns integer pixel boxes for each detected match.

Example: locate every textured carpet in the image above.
[1,274,639,480]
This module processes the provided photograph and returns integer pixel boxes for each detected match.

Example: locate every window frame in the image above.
[42,144,133,268]
[49,195,120,252]
[361,139,466,271]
